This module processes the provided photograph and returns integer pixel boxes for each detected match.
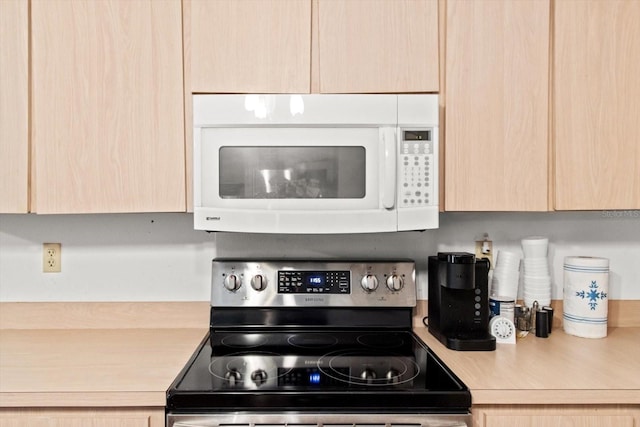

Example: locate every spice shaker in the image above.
[535,309,549,338]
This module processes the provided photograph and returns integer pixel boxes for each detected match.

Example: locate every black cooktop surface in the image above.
[167,330,470,412]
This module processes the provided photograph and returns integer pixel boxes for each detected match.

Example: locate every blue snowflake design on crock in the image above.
[575,280,607,310]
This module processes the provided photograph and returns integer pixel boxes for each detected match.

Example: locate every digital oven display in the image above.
[278,367,350,386]
[277,270,350,294]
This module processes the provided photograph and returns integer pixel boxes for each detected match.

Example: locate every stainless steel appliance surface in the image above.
[167,259,471,427]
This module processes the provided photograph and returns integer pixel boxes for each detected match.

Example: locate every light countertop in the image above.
[413,323,640,405]
[0,328,207,407]
[1,302,638,408]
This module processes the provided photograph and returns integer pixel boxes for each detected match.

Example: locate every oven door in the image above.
[194,126,398,234]
[168,413,470,427]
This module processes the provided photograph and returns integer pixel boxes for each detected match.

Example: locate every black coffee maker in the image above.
[427,252,496,351]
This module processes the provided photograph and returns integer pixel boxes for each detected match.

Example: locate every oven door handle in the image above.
[172,422,216,427]
[380,126,397,209]
[172,422,468,427]
[170,415,469,427]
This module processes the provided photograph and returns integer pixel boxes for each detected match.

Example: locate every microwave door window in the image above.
[219,147,366,199]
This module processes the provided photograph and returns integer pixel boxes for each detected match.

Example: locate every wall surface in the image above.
[0,211,638,301]
[437,211,640,300]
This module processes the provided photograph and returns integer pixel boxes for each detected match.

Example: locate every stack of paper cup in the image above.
[490,250,520,300]
[563,256,609,339]
[521,236,551,307]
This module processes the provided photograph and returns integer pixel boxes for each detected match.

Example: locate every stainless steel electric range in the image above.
[167,260,471,427]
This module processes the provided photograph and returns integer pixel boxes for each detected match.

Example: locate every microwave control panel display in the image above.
[278,270,350,294]
[400,129,435,207]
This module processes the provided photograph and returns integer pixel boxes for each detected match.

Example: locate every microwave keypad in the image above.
[400,139,433,207]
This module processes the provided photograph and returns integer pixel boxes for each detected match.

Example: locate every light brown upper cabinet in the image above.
[444,0,550,211]
[187,0,312,94]
[315,0,439,93]
[31,0,185,213]
[0,0,29,213]
[554,0,640,210]
[186,0,439,94]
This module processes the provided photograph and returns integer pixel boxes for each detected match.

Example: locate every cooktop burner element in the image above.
[287,333,338,348]
[220,333,268,348]
[316,348,419,386]
[167,260,471,426]
[357,332,406,348]
[207,351,290,387]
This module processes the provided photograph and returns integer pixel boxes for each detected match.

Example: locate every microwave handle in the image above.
[381,127,397,209]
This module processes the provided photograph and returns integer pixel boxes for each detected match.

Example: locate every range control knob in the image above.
[386,274,404,292]
[386,368,400,384]
[251,274,267,291]
[223,274,242,292]
[360,274,379,292]
[360,368,377,383]
[225,369,242,387]
[251,369,268,386]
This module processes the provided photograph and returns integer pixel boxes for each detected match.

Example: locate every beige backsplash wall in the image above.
[0,211,638,302]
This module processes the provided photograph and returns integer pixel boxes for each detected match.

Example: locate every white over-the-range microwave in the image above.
[193,94,439,234]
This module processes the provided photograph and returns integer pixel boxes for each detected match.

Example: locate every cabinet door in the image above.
[484,415,635,427]
[0,0,28,213]
[0,408,164,427]
[316,0,439,93]
[474,405,640,427]
[533,416,635,427]
[444,0,550,211]
[554,0,640,210]
[0,418,149,427]
[187,0,311,93]
[31,0,185,213]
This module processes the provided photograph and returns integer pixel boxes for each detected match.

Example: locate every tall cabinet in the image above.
[31,0,186,213]
[554,0,640,210]
[0,0,28,213]
[444,0,550,211]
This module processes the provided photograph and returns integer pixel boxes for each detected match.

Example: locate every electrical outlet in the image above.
[43,243,61,273]
[475,238,493,268]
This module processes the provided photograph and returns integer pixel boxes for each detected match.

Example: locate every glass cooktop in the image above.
[167,330,470,411]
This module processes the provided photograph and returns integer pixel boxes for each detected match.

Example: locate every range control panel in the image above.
[211,259,416,308]
[278,270,350,294]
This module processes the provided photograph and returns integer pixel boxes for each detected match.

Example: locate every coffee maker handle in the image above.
[477,256,491,271]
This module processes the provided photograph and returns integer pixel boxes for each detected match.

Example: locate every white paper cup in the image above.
[521,236,549,258]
